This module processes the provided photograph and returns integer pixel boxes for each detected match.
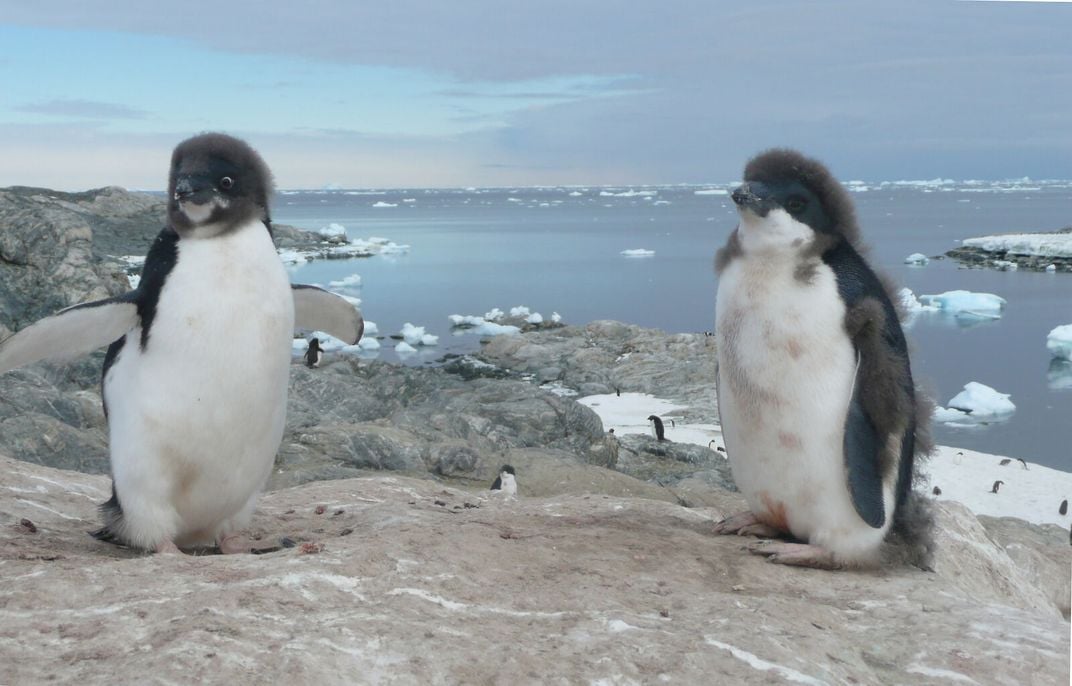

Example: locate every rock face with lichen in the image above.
[0,454,1068,684]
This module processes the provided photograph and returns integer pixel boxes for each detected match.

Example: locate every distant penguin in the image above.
[991,480,1004,494]
[0,133,364,554]
[1060,499,1067,515]
[490,465,518,496]
[647,415,666,441]
[304,337,323,368]
[932,486,942,496]
[712,149,934,569]
[999,458,1011,466]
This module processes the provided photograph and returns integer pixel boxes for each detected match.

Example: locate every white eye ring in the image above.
[219,176,234,190]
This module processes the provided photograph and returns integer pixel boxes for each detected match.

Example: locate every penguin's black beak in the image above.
[731,181,774,217]
[172,175,216,204]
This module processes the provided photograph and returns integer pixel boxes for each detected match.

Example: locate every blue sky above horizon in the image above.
[1,1,1070,190]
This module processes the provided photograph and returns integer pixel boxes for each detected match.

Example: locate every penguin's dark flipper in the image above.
[843,375,885,529]
[0,295,139,374]
[292,284,363,344]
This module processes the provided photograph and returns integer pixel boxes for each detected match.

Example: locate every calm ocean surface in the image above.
[274,183,1072,472]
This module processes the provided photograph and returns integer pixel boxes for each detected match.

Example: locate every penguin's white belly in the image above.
[105,221,293,546]
[716,257,887,558]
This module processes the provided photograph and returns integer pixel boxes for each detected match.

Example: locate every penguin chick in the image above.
[304,337,323,368]
[490,465,518,496]
[712,148,934,570]
[0,133,364,554]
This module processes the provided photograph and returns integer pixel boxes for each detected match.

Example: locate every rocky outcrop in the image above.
[479,320,718,423]
[1,454,1068,684]
[946,226,1072,272]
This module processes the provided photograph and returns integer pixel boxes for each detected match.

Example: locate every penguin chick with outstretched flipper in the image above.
[304,337,324,368]
[712,148,933,570]
[0,133,363,554]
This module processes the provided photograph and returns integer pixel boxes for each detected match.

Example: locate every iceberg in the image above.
[328,274,362,289]
[509,306,531,318]
[1046,324,1072,361]
[917,290,1006,320]
[395,341,417,354]
[904,253,930,266]
[946,382,1016,417]
[526,312,544,324]
[484,308,504,322]
[357,337,380,350]
[372,201,397,208]
[319,223,347,239]
[400,323,437,347]
[363,320,379,336]
[621,249,655,258]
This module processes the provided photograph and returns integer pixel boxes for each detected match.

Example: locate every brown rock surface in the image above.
[1,454,1068,685]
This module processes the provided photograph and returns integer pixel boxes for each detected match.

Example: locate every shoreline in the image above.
[579,392,1072,529]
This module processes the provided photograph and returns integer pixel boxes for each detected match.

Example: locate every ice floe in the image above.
[400,323,438,347]
[935,382,1016,425]
[694,188,728,196]
[620,249,655,258]
[1046,324,1072,361]
[917,290,1006,321]
[600,190,657,198]
[372,201,397,208]
[395,341,417,354]
[328,273,362,289]
[904,253,930,266]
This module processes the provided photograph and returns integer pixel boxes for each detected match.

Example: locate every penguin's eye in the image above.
[219,176,234,190]
[785,196,807,214]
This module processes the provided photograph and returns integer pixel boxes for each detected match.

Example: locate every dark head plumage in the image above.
[499,464,516,476]
[309,337,320,349]
[736,148,861,248]
[168,132,274,235]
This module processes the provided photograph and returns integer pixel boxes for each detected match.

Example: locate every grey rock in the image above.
[1,454,1068,685]
[616,433,736,490]
[479,319,719,424]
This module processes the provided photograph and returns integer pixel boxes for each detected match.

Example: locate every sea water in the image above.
[275,183,1072,471]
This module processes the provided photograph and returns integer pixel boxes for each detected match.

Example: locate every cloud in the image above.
[15,98,149,120]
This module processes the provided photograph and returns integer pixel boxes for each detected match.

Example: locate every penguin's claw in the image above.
[154,539,183,555]
[713,510,783,538]
[748,541,839,570]
[217,533,253,555]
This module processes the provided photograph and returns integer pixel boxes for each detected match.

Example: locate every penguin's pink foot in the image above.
[712,510,784,538]
[217,533,253,555]
[748,541,839,570]
[154,539,182,555]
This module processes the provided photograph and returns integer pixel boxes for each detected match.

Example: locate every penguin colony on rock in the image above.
[0,143,941,570]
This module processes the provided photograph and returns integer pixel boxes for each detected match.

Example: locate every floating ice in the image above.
[484,308,505,321]
[395,341,417,354]
[337,294,362,307]
[944,382,1016,417]
[694,188,728,196]
[1045,264,1057,273]
[918,290,1006,319]
[904,253,930,266]
[653,200,671,206]
[328,274,362,289]
[363,321,379,336]
[127,274,141,289]
[447,313,520,336]
[621,249,655,258]
[961,233,1072,258]
[898,288,939,315]
[400,323,437,347]
[568,191,583,197]
[600,190,656,198]
[278,249,309,266]
[358,337,381,350]
[551,312,562,323]
[1047,324,1072,361]
[526,312,544,324]
[402,198,416,203]
[319,223,347,238]
[991,260,1018,271]
[509,306,531,318]
[372,201,397,208]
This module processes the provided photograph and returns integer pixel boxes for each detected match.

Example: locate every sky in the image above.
[0,1,1070,190]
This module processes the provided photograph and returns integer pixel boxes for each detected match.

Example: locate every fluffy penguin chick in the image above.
[0,133,364,554]
[712,148,932,569]
[490,465,518,496]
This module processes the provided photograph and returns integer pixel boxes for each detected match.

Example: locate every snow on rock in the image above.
[1046,324,1072,360]
[621,249,655,258]
[962,233,1072,258]
[943,382,1016,418]
[904,252,930,266]
[918,290,1006,320]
